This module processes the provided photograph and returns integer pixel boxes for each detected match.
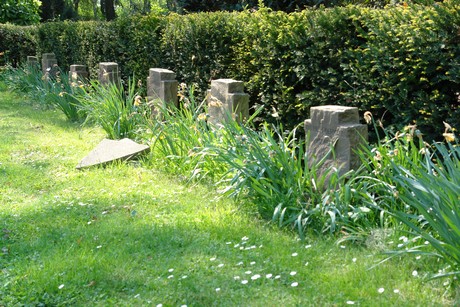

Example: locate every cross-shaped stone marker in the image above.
[207,79,249,126]
[304,105,368,182]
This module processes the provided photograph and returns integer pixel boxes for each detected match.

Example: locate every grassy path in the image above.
[0,84,454,306]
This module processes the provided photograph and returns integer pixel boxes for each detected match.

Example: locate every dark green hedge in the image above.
[1,3,459,140]
[0,24,37,66]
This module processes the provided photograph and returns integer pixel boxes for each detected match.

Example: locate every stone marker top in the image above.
[70,64,87,70]
[42,53,56,59]
[99,62,119,72]
[149,68,176,81]
[211,79,244,94]
[99,62,118,66]
[309,105,360,130]
[76,138,150,169]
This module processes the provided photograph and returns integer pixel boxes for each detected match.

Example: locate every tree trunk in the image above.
[143,0,151,13]
[92,0,99,20]
[101,0,116,21]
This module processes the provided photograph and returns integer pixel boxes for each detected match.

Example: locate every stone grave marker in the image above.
[41,53,58,78]
[207,79,249,126]
[304,105,367,181]
[69,64,88,83]
[76,138,150,169]
[27,56,39,67]
[147,68,178,111]
[98,62,119,86]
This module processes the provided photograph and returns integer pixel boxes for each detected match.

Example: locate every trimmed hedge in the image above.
[0,24,37,66]
[1,3,459,140]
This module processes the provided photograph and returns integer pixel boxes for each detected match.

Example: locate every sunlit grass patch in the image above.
[0,84,457,305]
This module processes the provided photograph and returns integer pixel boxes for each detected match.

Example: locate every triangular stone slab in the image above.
[76,138,150,169]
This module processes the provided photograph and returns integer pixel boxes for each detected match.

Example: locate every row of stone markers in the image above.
[28,54,367,177]
[27,54,250,126]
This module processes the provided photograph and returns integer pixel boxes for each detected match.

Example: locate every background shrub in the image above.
[0,25,37,66]
[1,3,459,141]
[0,0,41,25]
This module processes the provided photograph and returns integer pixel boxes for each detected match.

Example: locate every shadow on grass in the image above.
[0,87,83,130]
[1,190,309,306]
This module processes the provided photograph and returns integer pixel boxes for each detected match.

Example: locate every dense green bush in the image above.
[162,12,241,97]
[0,25,37,66]
[0,0,41,25]
[1,3,459,140]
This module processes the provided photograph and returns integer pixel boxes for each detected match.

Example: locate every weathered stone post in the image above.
[69,64,89,83]
[147,68,178,110]
[207,79,249,126]
[41,53,58,77]
[304,105,368,180]
[98,62,119,86]
[27,56,39,67]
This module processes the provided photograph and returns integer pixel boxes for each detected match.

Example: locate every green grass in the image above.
[0,83,457,306]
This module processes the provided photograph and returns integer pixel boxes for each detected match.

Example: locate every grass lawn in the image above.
[0,82,456,306]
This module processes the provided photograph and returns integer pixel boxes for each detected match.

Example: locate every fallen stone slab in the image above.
[76,138,150,169]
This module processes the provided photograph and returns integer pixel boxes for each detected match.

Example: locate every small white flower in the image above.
[291,282,299,287]
[378,288,385,293]
[156,304,163,307]
[245,271,252,275]
[181,275,188,279]
[167,275,174,279]
[168,268,174,272]
[237,261,243,266]
[210,257,216,261]
[415,256,421,260]
[218,263,224,268]
[58,284,64,289]
[251,274,261,280]
[242,236,249,241]
[305,262,309,266]
[397,243,404,248]
[250,261,256,265]
[241,280,248,284]
[305,244,312,249]
[393,289,400,293]
[274,275,281,279]
[215,288,221,292]
[346,301,355,305]
[290,271,297,276]
[292,253,298,257]
[412,270,418,277]
[340,245,346,249]
[96,245,102,249]
[266,273,273,278]
[226,242,232,245]
[352,258,357,263]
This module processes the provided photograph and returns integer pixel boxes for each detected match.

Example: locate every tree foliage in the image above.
[0,0,42,25]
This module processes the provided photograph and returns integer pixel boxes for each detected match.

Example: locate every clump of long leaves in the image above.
[1,64,85,122]
[76,78,151,139]
[385,140,460,278]
[146,84,227,182]
[0,63,43,96]
[148,87,384,237]
[43,69,87,122]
